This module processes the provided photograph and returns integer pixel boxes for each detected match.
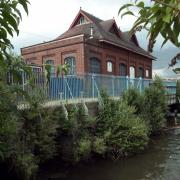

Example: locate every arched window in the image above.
[64,56,76,75]
[130,66,135,78]
[89,57,101,74]
[138,67,144,78]
[146,69,150,78]
[119,63,127,76]
[45,60,55,75]
[107,61,113,72]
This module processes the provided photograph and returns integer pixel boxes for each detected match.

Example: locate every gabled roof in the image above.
[69,9,102,29]
[56,9,153,59]
[122,31,140,47]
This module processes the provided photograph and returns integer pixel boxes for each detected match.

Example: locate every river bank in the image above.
[37,127,180,180]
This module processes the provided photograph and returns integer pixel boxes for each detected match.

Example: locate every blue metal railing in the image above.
[14,72,177,107]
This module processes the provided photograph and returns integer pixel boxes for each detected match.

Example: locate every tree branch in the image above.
[152,0,179,11]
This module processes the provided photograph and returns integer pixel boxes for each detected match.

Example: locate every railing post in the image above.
[92,75,95,98]
[80,91,84,102]
[22,71,25,91]
[64,76,67,100]
[112,75,115,97]
[126,75,129,90]
[139,77,142,93]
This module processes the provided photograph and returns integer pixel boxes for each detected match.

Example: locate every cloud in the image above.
[12,0,139,52]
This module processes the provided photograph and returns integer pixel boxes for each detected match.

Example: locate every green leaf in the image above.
[19,0,29,14]
[162,13,171,23]
[118,3,133,15]
[121,11,134,18]
[136,1,144,8]
[57,65,62,77]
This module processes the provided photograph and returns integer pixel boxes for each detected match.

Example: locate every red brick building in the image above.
[21,9,153,78]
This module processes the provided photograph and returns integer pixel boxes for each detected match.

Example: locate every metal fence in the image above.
[14,72,177,108]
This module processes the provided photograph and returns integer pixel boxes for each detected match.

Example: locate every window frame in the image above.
[129,65,135,78]
[107,60,113,73]
[138,67,144,78]
[146,69,150,78]
[45,59,55,75]
[89,57,101,74]
[64,56,76,75]
[119,63,127,77]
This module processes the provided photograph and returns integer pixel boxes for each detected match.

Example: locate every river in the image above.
[39,128,180,180]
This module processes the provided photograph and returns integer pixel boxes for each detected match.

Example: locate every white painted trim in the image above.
[22,34,84,50]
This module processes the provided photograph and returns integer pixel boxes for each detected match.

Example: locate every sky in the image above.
[12,0,180,78]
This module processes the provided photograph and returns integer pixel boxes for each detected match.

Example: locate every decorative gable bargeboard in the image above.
[21,9,154,79]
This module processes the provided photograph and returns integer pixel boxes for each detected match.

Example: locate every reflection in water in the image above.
[39,129,180,180]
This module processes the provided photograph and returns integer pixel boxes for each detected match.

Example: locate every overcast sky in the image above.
[12,0,179,77]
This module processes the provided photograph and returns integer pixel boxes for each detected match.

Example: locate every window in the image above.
[146,69,150,78]
[78,16,86,25]
[138,67,144,78]
[119,63,127,76]
[89,57,101,74]
[45,60,55,75]
[129,66,135,78]
[107,61,113,72]
[64,56,76,75]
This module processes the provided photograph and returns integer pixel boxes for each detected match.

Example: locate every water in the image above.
[39,128,180,180]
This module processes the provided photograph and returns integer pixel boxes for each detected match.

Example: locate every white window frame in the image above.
[130,66,135,79]
[146,69,150,78]
[107,61,113,72]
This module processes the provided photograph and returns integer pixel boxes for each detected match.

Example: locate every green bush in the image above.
[97,91,149,160]
[122,87,144,114]
[0,81,19,161]
[14,153,38,180]
[74,137,92,162]
[21,87,57,163]
[142,76,166,133]
[55,103,94,163]
[92,137,106,155]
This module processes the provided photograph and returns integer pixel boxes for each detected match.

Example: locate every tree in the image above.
[0,0,30,82]
[0,0,30,171]
[119,0,180,66]
[0,0,29,51]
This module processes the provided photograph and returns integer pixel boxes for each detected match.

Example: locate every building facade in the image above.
[21,9,153,79]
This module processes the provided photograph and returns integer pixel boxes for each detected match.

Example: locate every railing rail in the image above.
[10,72,176,108]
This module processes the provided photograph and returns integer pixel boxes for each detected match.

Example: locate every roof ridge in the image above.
[80,9,103,22]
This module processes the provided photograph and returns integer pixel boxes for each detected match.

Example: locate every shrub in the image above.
[14,153,38,180]
[74,137,91,162]
[97,91,149,160]
[92,137,106,155]
[142,76,166,133]
[55,103,94,163]
[122,87,144,114]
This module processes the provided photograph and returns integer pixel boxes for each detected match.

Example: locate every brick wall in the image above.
[84,41,152,78]
[21,35,85,74]
[21,35,152,78]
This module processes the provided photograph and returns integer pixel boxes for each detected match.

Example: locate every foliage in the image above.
[55,103,94,163]
[14,153,38,180]
[0,0,29,51]
[0,81,19,161]
[92,137,106,155]
[21,89,57,164]
[0,0,31,87]
[119,0,180,52]
[122,87,144,114]
[97,91,149,160]
[74,137,91,162]
[142,76,166,133]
